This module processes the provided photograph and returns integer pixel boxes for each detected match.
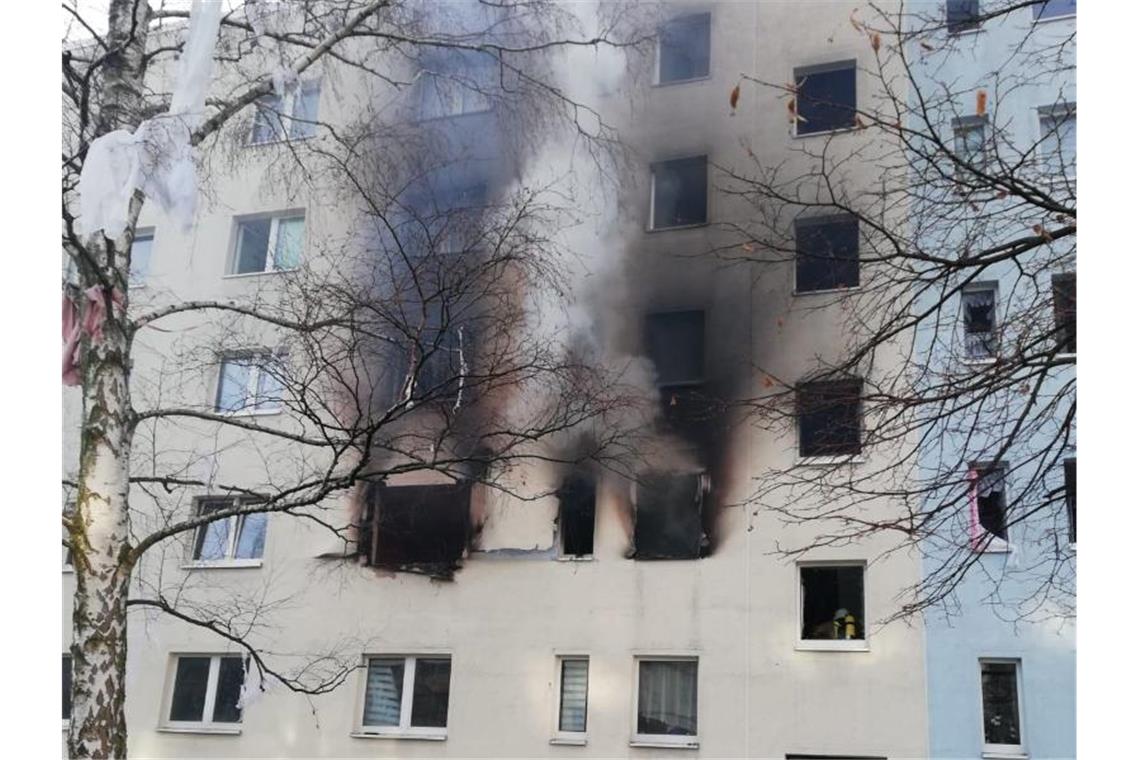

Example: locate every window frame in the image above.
[247,80,322,145]
[1051,271,1076,356]
[654,12,712,86]
[63,653,73,728]
[792,60,858,138]
[648,155,710,231]
[551,654,590,745]
[946,0,982,36]
[129,228,155,288]
[1031,0,1076,23]
[415,51,495,121]
[1064,457,1076,545]
[796,561,870,652]
[793,213,861,294]
[795,378,865,463]
[968,461,1011,553]
[353,654,452,740]
[630,655,700,749]
[185,496,268,569]
[557,474,597,561]
[214,350,287,416]
[161,653,246,734]
[961,281,1000,364]
[978,658,1026,757]
[226,212,306,277]
[952,114,989,179]
[1035,103,1076,181]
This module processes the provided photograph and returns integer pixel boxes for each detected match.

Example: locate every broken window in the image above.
[947,0,981,34]
[63,654,72,721]
[645,311,704,386]
[980,660,1023,753]
[794,61,856,135]
[167,655,246,727]
[797,379,863,457]
[800,565,865,641]
[962,284,998,360]
[633,473,707,560]
[558,473,596,558]
[1064,458,1076,543]
[795,215,860,293]
[658,13,711,84]
[970,462,1008,543]
[557,657,589,736]
[1052,272,1076,354]
[635,659,698,742]
[360,655,452,734]
[360,483,471,574]
[651,156,708,229]
[191,498,267,563]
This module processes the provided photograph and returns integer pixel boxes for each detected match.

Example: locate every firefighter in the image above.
[833,608,858,640]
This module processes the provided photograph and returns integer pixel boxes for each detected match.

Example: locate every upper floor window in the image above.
[417,50,494,120]
[797,379,863,458]
[215,351,285,414]
[962,283,998,361]
[230,213,305,275]
[795,215,860,293]
[1064,458,1076,543]
[249,82,321,144]
[657,13,711,84]
[558,472,596,559]
[63,654,72,722]
[799,564,866,648]
[947,0,981,34]
[1033,0,1076,21]
[793,61,856,136]
[980,659,1024,756]
[359,483,471,574]
[166,654,246,729]
[129,230,154,287]
[650,156,708,229]
[191,497,267,564]
[633,473,707,560]
[1052,272,1076,354]
[555,656,589,739]
[635,658,698,747]
[952,115,988,176]
[645,310,704,386]
[1038,104,1075,177]
[359,655,452,738]
[969,462,1008,548]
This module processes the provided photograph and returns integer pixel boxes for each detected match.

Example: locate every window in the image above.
[558,472,596,558]
[657,13,711,84]
[794,61,856,136]
[167,654,246,728]
[645,311,704,386]
[417,50,494,120]
[359,656,452,737]
[230,213,304,274]
[969,462,1008,546]
[215,352,285,413]
[1064,458,1076,543]
[799,564,866,645]
[129,231,153,286]
[795,215,860,292]
[797,379,863,458]
[650,157,708,229]
[1038,105,1075,177]
[63,501,75,569]
[961,283,998,360]
[947,0,981,34]
[359,483,471,575]
[633,473,707,560]
[1052,272,1076,354]
[249,82,321,144]
[63,654,72,722]
[634,658,698,746]
[190,498,267,564]
[556,657,589,739]
[953,115,987,176]
[980,660,1024,755]
[1033,0,1076,20]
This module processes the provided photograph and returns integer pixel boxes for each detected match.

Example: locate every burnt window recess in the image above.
[1052,272,1076,354]
[359,483,471,575]
[382,320,469,407]
[658,13,711,84]
[953,115,988,176]
[795,215,860,293]
[167,655,246,727]
[800,565,865,641]
[971,462,1008,542]
[558,473,596,558]
[651,156,708,229]
[633,473,708,560]
[645,311,704,387]
[360,655,452,733]
[962,284,998,361]
[1064,458,1076,543]
[980,660,1024,753]
[63,654,72,721]
[797,379,863,458]
[635,659,698,741]
[947,0,981,34]
[794,61,856,136]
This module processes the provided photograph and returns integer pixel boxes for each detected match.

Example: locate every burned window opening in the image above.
[646,310,704,386]
[794,61,856,135]
[971,462,1008,542]
[962,284,998,360]
[633,473,708,560]
[359,483,472,577]
[651,156,708,229]
[800,565,865,641]
[558,472,596,558]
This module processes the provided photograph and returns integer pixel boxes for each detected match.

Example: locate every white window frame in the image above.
[653,11,713,87]
[247,81,321,145]
[226,212,306,277]
[961,281,1000,365]
[979,658,1027,758]
[630,655,700,749]
[648,154,710,232]
[1031,0,1075,23]
[795,561,870,652]
[214,350,286,416]
[969,461,1011,553]
[184,497,267,569]
[551,654,590,745]
[129,228,155,288]
[353,654,451,741]
[1035,103,1075,182]
[791,60,859,139]
[160,653,244,734]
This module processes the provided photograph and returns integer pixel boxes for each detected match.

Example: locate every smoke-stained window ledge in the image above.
[795,639,870,653]
[651,75,711,89]
[157,725,241,736]
[629,738,699,750]
[645,222,711,234]
[793,286,862,298]
[181,559,264,571]
[550,736,588,746]
[350,730,447,741]
[794,455,866,468]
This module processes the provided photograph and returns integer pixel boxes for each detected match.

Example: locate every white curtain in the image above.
[638,660,697,736]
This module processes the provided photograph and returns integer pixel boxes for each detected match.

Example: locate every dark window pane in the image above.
[1052,273,1076,353]
[796,216,859,292]
[659,13,711,83]
[370,484,471,571]
[193,501,231,560]
[796,63,856,135]
[962,287,998,359]
[1064,459,1076,543]
[1034,0,1076,20]
[645,311,704,385]
[981,662,1021,746]
[410,658,451,728]
[797,380,863,457]
[634,473,705,559]
[235,219,272,274]
[652,156,707,228]
[362,658,405,727]
[211,657,245,723]
[947,0,981,34]
[975,465,1008,540]
[559,659,589,732]
[637,660,697,736]
[801,566,865,640]
[559,473,596,557]
[63,654,72,720]
[169,656,211,722]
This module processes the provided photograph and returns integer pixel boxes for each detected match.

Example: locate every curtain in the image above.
[272,217,304,270]
[637,660,697,736]
[362,658,404,727]
[559,659,589,732]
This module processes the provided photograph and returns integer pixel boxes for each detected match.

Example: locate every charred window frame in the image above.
[650,156,708,230]
[657,12,711,85]
[381,321,469,408]
[357,655,452,738]
[947,0,981,34]
[793,60,856,136]
[558,473,596,559]
[796,379,863,459]
[795,214,860,293]
[1052,272,1076,354]
[798,563,867,650]
[359,483,472,575]
[980,659,1025,755]
[961,282,999,361]
[164,654,247,731]
[969,461,1009,549]
[632,473,708,560]
[1064,458,1076,544]
[188,497,267,566]
[633,657,699,747]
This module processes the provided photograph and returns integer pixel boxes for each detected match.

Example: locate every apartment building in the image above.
[63,2,932,757]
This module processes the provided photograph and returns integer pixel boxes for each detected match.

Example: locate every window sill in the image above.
[1033,13,1075,24]
[646,221,710,234]
[793,286,861,297]
[556,555,595,562]
[550,736,588,746]
[414,108,494,125]
[63,566,74,574]
[795,639,870,652]
[948,27,984,38]
[157,725,242,736]
[972,535,1010,554]
[350,730,447,741]
[793,125,861,140]
[963,357,998,366]
[981,751,1028,759]
[246,134,317,148]
[217,407,283,418]
[652,75,711,88]
[222,269,298,280]
[795,455,866,467]
[182,559,264,570]
[630,738,699,749]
